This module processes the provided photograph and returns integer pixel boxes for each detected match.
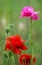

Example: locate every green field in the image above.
[0,0,42,65]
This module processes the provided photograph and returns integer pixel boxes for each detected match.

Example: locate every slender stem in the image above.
[30,18,32,42]
[3,33,10,65]
[0,40,4,65]
[0,40,3,53]
[7,56,11,65]
[29,18,33,58]
[13,54,17,65]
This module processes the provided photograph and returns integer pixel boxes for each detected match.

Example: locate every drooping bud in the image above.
[5,27,10,34]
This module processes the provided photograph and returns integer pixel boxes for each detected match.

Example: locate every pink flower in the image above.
[31,11,39,20]
[20,6,39,20]
[20,6,34,18]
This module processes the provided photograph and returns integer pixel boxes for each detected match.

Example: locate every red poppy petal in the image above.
[21,45,28,50]
[6,38,10,44]
[19,54,32,65]
[13,47,21,54]
[5,43,11,51]
[33,57,36,63]
[10,35,21,42]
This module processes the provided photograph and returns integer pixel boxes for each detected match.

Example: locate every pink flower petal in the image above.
[31,11,39,20]
[20,6,34,18]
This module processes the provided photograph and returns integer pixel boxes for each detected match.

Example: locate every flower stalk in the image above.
[13,54,18,65]
[29,18,33,61]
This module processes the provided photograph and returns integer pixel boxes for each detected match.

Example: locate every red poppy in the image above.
[5,35,27,54]
[19,54,36,65]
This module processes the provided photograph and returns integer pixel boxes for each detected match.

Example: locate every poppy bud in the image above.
[9,24,14,28]
[5,27,10,34]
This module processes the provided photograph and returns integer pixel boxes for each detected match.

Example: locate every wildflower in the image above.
[31,11,39,20]
[19,54,36,65]
[20,6,34,18]
[20,6,39,20]
[5,35,27,54]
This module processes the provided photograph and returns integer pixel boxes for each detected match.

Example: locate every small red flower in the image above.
[19,54,36,65]
[5,35,27,54]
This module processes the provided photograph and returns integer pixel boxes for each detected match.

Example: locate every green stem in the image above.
[29,18,33,57]
[13,54,18,65]
[7,56,11,65]
[30,18,32,41]
[0,40,3,53]
[0,40,5,65]
[3,33,10,65]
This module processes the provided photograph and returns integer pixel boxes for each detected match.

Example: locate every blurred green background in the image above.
[0,0,42,65]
